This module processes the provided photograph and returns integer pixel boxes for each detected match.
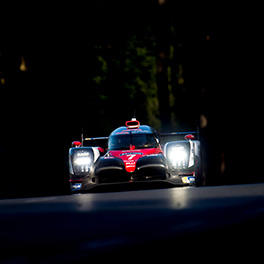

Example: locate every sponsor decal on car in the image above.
[182,176,195,183]
[71,183,82,190]
[120,152,144,156]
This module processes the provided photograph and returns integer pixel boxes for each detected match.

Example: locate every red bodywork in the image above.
[109,147,163,173]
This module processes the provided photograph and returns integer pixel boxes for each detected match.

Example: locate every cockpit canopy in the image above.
[108,125,159,151]
[109,133,158,150]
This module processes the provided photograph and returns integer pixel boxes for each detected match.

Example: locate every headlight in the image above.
[168,146,188,167]
[73,152,92,173]
[73,156,92,166]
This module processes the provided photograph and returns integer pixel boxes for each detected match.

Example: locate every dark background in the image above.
[0,1,262,198]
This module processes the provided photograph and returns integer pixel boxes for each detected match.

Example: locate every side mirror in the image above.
[72,141,82,147]
[98,147,106,154]
[184,134,195,140]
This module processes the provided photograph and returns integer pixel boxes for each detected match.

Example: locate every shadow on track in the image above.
[80,181,186,193]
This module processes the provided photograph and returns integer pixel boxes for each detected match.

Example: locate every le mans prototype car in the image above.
[68,119,201,191]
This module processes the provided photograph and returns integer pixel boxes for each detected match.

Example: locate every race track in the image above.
[1,183,264,263]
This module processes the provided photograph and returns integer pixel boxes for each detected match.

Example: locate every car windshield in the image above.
[109,133,158,150]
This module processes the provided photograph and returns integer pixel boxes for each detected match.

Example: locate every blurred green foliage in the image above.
[88,32,164,130]
[88,29,186,131]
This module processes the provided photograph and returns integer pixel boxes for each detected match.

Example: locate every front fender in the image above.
[95,157,125,175]
[136,154,168,171]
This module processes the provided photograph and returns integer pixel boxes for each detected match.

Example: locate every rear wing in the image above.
[71,134,109,148]
[84,137,109,141]
[159,131,199,145]
[72,130,199,148]
[83,136,109,149]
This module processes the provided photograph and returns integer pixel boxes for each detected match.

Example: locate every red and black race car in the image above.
[68,119,201,191]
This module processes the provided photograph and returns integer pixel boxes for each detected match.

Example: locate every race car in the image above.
[68,118,201,191]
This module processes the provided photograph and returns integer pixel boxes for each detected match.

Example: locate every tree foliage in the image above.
[89,32,162,130]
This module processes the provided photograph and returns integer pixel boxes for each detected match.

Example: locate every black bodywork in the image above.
[90,154,169,185]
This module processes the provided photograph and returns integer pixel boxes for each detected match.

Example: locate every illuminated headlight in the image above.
[168,146,188,167]
[73,152,92,166]
[74,156,92,166]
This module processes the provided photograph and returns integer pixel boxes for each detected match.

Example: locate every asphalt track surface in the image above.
[1,182,264,263]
